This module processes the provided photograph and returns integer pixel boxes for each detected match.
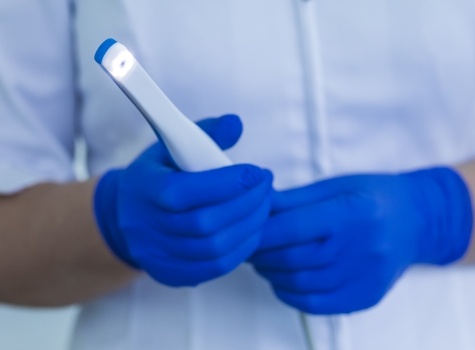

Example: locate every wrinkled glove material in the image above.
[95,115,274,287]
[251,167,472,314]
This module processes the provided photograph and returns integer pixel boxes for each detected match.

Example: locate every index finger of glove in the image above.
[250,240,341,270]
[159,115,244,168]
[195,114,243,151]
[272,175,366,214]
[136,114,243,166]
[146,164,273,212]
[258,195,366,252]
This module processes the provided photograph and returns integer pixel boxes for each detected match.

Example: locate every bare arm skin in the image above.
[0,180,137,307]
[1,163,475,307]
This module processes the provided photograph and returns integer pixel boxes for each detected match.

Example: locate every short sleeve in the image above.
[0,1,77,194]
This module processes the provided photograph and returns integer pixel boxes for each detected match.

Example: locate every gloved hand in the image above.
[94,114,274,287]
[250,167,472,314]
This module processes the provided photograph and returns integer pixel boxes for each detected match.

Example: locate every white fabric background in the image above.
[0,305,77,350]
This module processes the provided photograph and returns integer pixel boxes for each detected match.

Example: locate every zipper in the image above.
[292,0,341,350]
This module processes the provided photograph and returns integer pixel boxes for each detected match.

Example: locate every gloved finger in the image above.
[273,280,386,315]
[195,114,243,150]
[151,195,272,260]
[250,239,344,270]
[141,164,272,212]
[136,114,243,165]
[254,255,360,293]
[259,194,372,251]
[258,198,343,251]
[150,172,273,236]
[145,232,261,287]
[134,141,174,167]
[272,175,366,214]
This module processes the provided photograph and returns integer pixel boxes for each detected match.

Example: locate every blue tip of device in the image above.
[94,38,117,64]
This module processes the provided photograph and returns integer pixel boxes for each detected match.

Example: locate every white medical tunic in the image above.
[2,1,475,349]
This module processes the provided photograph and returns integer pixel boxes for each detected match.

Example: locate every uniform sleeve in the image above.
[0,1,77,194]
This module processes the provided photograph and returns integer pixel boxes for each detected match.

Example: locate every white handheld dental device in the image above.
[94,38,232,172]
[95,38,317,350]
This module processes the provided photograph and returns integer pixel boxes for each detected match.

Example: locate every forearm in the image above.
[456,162,475,263]
[0,180,137,307]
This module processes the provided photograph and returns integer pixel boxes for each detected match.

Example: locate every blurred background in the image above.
[0,140,89,350]
[0,305,78,349]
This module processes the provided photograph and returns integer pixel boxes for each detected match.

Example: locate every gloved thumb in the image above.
[196,114,243,150]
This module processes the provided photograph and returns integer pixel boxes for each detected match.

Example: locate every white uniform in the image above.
[2,1,475,349]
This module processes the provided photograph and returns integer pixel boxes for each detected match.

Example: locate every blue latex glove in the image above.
[250,167,472,314]
[94,114,274,287]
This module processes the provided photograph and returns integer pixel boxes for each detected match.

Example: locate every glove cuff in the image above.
[94,170,138,268]
[407,167,473,265]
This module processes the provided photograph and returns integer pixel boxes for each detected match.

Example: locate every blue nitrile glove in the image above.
[94,114,274,287]
[250,167,472,314]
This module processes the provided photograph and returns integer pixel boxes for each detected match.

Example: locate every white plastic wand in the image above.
[94,38,232,172]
